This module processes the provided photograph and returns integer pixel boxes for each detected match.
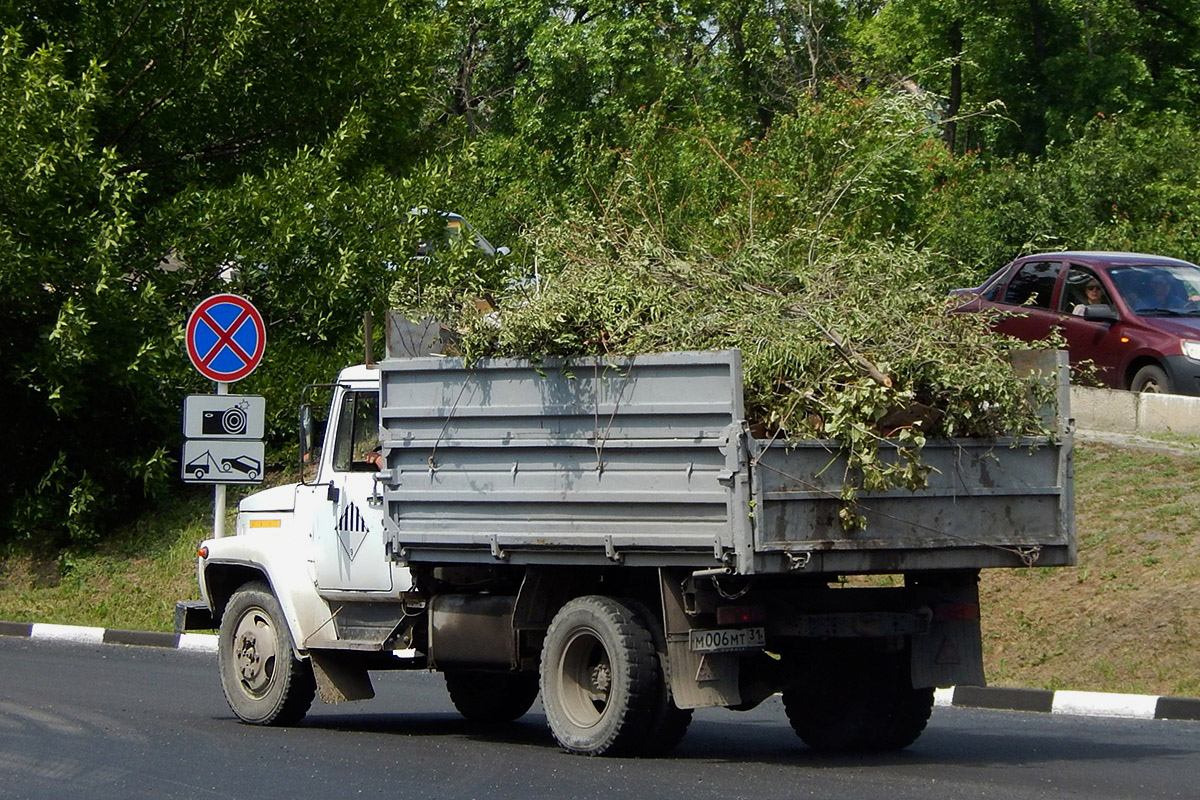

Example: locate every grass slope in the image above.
[0,444,1196,697]
[981,442,1200,697]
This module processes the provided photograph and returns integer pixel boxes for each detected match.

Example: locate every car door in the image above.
[993,259,1064,343]
[1054,265,1124,387]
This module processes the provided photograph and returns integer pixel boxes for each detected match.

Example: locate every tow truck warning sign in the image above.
[181,439,266,485]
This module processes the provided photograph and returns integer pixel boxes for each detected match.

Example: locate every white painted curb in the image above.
[30,623,105,645]
[1052,690,1160,720]
[178,633,219,653]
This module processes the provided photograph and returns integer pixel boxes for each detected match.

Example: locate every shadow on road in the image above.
[268,706,1199,770]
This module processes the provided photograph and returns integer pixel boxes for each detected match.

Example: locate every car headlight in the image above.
[1182,340,1200,362]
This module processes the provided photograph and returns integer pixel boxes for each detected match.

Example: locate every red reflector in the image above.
[716,605,766,626]
[933,602,980,622]
[197,546,209,559]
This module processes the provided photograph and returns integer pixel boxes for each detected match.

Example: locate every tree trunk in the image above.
[943,20,963,152]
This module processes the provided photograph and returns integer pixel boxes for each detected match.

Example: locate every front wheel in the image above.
[444,670,539,723]
[218,582,315,725]
[1131,364,1172,394]
[540,596,664,756]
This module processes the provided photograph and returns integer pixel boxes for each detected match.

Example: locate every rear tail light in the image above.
[716,605,766,625]
[932,602,980,622]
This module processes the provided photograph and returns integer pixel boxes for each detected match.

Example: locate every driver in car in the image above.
[1072,280,1109,315]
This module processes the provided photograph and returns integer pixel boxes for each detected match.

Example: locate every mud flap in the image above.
[909,572,985,688]
[309,651,376,703]
[660,571,742,709]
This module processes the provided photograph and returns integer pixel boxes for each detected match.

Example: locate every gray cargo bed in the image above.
[378,350,1072,575]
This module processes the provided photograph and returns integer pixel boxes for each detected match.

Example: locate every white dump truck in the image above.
[178,324,1073,757]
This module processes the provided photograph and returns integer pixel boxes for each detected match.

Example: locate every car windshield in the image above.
[1107,264,1200,316]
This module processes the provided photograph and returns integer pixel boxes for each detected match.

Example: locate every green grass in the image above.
[979,441,1200,696]
[1,444,1198,698]
[0,488,232,632]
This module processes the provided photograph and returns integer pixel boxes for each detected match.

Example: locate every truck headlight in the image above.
[1183,340,1200,362]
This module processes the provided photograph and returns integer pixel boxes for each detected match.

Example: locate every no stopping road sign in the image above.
[186,294,266,382]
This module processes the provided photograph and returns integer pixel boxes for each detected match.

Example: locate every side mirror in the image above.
[1082,304,1120,323]
[299,404,314,463]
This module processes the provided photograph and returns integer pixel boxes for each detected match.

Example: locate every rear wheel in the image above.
[1131,364,1172,394]
[540,596,664,756]
[444,670,540,723]
[218,582,315,726]
[782,650,932,752]
[623,599,693,756]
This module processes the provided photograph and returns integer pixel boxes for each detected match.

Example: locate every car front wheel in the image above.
[1131,364,1172,394]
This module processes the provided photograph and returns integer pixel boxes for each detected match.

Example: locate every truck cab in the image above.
[199,365,413,637]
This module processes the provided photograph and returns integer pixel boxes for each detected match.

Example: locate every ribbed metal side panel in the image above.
[750,437,1072,571]
[378,351,743,566]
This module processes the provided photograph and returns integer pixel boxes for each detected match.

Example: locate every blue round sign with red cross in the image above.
[186,294,266,383]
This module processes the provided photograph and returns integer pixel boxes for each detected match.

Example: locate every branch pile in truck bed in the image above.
[432,217,1055,527]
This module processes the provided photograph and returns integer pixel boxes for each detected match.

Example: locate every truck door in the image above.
[311,385,410,594]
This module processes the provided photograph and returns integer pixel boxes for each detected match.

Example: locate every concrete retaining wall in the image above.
[1072,386,1200,436]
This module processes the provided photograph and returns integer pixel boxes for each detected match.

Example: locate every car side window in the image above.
[1060,266,1109,314]
[1002,260,1061,308]
[331,390,381,473]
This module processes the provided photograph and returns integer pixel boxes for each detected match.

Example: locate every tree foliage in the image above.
[3,0,1200,547]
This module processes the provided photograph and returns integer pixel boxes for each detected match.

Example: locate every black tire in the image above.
[192,468,205,480]
[540,595,664,756]
[782,651,932,752]
[622,599,693,756]
[867,683,935,751]
[444,670,540,723]
[218,582,316,726]
[1131,364,1172,394]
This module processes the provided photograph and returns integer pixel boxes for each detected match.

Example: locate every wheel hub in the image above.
[238,633,263,683]
[231,609,276,697]
[590,663,611,694]
[558,630,614,728]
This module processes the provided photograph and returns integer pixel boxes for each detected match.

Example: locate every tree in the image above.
[0,2,442,546]
[0,30,175,545]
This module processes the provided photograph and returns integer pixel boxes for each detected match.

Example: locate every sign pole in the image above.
[213,381,229,538]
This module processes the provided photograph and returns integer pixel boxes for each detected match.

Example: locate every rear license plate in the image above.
[688,627,766,654]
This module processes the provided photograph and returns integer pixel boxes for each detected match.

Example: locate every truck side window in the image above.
[1002,260,1061,309]
[332,391,381,473]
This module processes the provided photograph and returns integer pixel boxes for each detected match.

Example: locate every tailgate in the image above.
[748,434,1074,573]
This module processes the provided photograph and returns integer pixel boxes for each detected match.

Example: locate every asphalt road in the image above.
[2,637,1198,800]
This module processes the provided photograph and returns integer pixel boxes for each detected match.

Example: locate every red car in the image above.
[952,251,1200,394]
